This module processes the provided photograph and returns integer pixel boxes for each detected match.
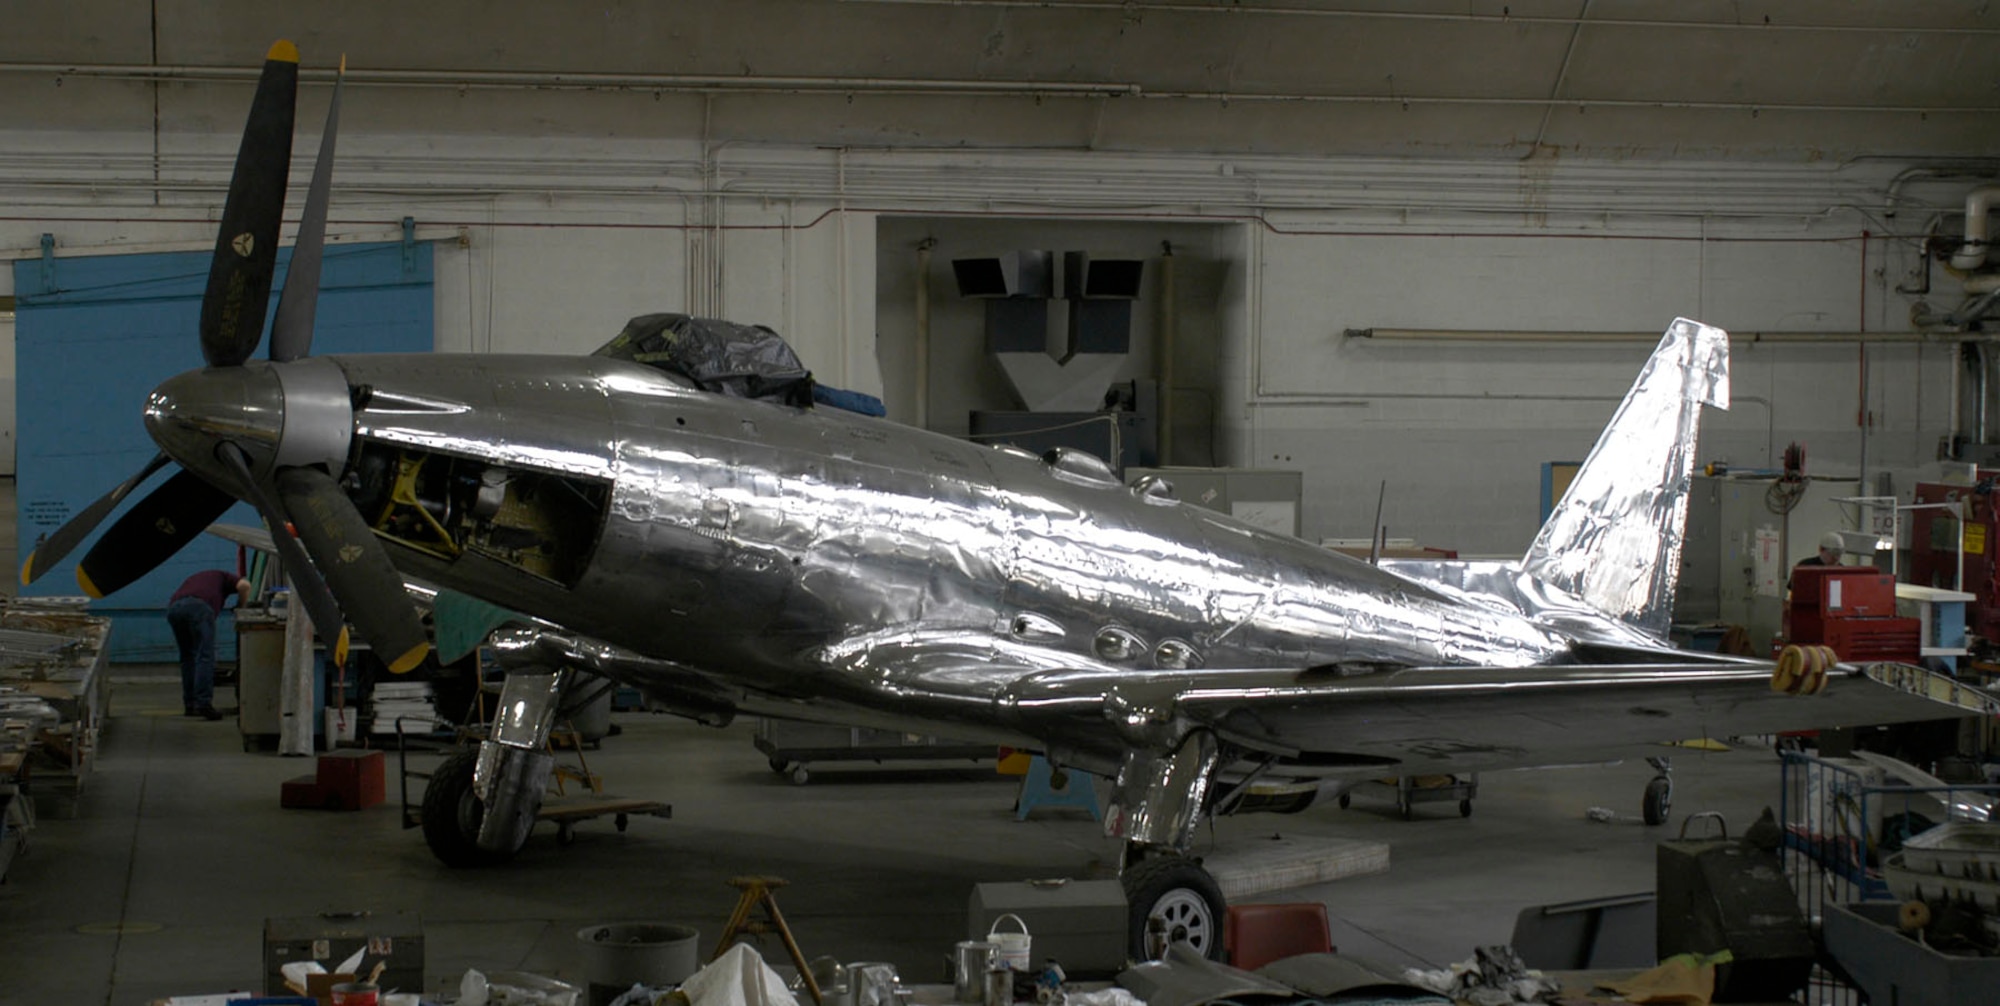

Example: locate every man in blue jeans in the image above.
[167,569,251,720]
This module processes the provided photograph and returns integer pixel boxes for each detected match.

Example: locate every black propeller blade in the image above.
[214,443,350,665]
[277,466,431,673]
[199,40,297,368]
[21,452,172,586]
[269,56,343,364]
[51,44,432,685]
[74,470,239,600]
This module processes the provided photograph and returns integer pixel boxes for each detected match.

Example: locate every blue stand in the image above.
[1016,755,1100,821]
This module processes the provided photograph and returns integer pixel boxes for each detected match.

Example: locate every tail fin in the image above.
[1521,318,1730,639]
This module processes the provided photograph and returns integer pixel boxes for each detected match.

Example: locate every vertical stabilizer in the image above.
[1520,318,1730,639]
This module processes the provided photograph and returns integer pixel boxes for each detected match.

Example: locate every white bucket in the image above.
[324,707,358,746]
[986,913,1031,972]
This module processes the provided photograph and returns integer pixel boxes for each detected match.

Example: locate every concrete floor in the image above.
[0,668,1795,1005]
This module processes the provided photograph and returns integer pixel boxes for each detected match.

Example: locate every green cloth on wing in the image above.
[431,588,524,663]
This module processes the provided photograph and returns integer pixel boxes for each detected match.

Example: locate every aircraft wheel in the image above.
[1123,857,1226,962]
[1399,799,1413,820]
[422,747,519,868]
[1337,793,1350,810]
[1459,799,1473,818]
[1642,776,1672,827]
[790,764,810,786]
[557,821,576,846]
[615,813,630,833]
[769,757,791,775]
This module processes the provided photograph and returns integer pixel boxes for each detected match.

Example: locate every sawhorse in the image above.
[711,875,823,1005]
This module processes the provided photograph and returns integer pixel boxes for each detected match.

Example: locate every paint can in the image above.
[986,914,1031,971]
[329,982,379,1006]
[983,967,1014,1006]
[953,941,996,1002]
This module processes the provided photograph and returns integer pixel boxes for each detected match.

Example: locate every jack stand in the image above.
[712,875,823,1005]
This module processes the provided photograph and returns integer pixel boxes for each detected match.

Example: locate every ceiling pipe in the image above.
[1951,186,2000,271]
[0,61,1141,98]
[837,0,2000,35]
[3,61,1991,115]
[1343,328,1951,344]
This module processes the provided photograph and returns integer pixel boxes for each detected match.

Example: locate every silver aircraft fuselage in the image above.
[334,353,1565,732]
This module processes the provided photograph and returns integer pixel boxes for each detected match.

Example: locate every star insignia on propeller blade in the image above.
[154,518,177,535]
[338,544,364,563]
[232,233,255,257]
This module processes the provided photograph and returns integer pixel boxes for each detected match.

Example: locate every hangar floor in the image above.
[2,674,1789,1005]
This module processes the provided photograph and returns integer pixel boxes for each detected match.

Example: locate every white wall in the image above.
[0,129,1974,557]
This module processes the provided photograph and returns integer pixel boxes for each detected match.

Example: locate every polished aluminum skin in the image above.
[143,319,1998,854]
[1521,317,1729,638]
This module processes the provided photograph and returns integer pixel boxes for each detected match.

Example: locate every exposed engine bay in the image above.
[350,440,610,587]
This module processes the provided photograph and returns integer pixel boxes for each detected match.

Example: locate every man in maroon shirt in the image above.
[167,569,251,720]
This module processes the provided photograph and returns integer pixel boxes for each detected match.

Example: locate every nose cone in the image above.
[144,364,285,482]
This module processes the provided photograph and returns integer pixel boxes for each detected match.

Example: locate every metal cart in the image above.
[1336,774,1478,819]
[397,719,670,847]
[754,718,992,784]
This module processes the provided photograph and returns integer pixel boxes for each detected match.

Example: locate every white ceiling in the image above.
[1,0,1997,163]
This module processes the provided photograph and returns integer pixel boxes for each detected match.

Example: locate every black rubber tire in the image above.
[1399,800,1413,820]
[1642,776,1671,827]
[1123,857,1227,962]
[1337,793,1350,809]
[1459,799,1473,818]
[769,757,790,775]
[421,748,517,868]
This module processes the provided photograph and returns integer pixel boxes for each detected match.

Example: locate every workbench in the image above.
[0,599,110,818]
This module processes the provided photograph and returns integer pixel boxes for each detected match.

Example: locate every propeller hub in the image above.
[144,357,354,487]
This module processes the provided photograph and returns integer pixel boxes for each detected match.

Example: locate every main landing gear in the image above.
[1122,853,1227,962]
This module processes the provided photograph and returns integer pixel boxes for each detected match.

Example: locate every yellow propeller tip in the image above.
[332,627,350,667]
[76,566,104,599]
[19,558,33,587]
[339,54,348,74]
[388,642,430,675]
[267,40,300,64]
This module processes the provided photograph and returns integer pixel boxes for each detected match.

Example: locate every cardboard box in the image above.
[286,970,358,1006]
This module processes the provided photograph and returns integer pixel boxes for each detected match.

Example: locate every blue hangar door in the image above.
[12,238,434,661]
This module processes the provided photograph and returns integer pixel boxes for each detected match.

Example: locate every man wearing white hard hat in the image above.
[1796,531,1844,569]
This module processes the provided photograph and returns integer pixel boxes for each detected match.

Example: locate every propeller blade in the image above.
[213,443,351,665]
[74,469,238,599]
[270,55,343,363]
[200,40,298,368]
[277,466,431,673]
[21,452,173,585]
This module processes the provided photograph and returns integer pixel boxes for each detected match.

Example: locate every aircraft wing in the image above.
[207,521,278,555]
[978,655,2000,780]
